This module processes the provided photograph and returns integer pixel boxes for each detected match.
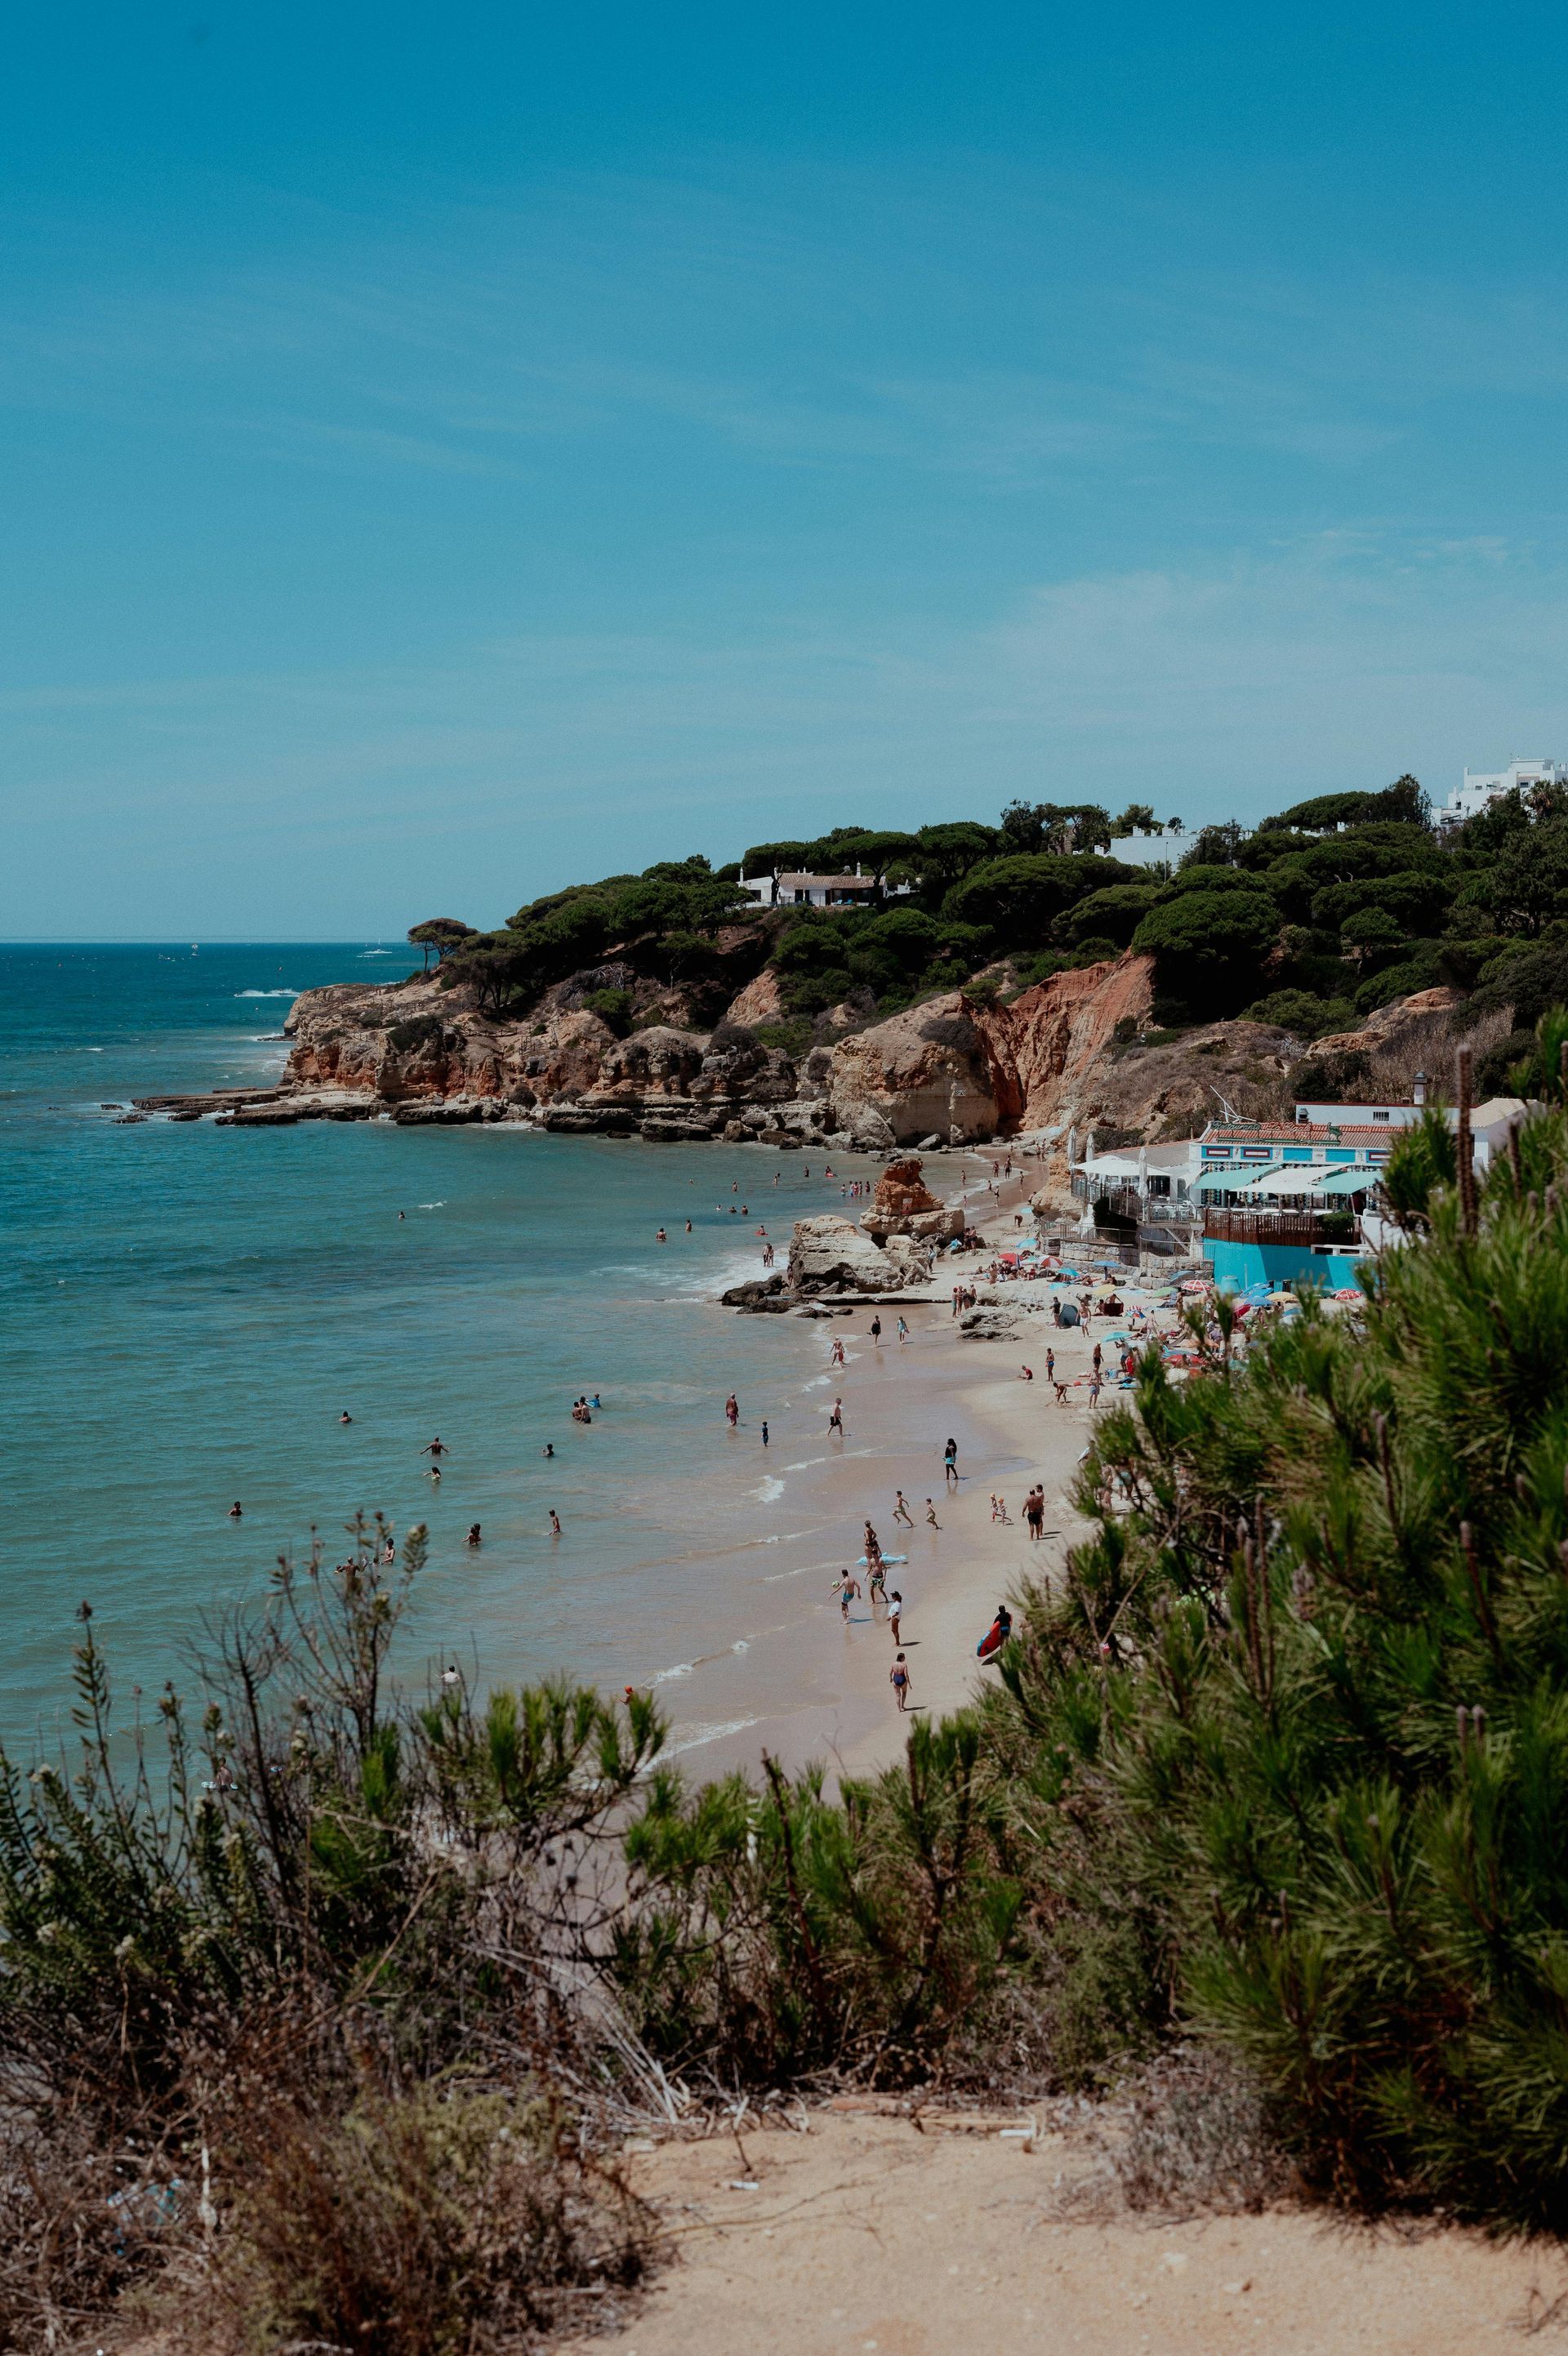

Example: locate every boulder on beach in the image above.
[786,1215,932,1296]
[861,1156,965,1245]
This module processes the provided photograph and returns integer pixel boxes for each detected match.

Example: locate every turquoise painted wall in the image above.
[1203,1239,1365,1292]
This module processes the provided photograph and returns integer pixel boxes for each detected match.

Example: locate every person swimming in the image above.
[228,1501,242,1518]
[466,1524,481,1547]
[338,1410,353,1423]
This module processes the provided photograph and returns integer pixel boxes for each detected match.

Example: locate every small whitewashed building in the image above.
[1111,826,1218,871]
[1437,758,1568,829]
[737,866,912,911]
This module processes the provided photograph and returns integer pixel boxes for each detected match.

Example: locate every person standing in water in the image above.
[761,1419,769,1446]
[725,1393,739,1427]
[832,1568,862,1620]
[549,1509,562,1536]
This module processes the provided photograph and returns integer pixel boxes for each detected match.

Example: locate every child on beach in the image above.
[924,1499,941,1529]
[890,1652,911,1712]
[893,1490,914,1526]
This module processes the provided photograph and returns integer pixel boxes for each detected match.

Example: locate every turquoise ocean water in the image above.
[0,944,896,1757]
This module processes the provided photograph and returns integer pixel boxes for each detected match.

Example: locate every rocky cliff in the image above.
[257,953,1477,1151]
[274,954,1165,1146]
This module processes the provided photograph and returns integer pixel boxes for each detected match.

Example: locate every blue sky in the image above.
[6,3,1568,938]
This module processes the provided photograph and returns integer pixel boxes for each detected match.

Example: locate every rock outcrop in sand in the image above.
[860,1157,965,1245]
[786,1217,930,1296]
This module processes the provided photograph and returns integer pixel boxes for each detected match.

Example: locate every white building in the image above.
[737,866,911,910]
[1437,757,1568,829]
[1112,826,1216,871]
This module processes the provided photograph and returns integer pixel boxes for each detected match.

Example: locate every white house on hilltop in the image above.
[737,867,913,910]
[1437,757,1568,828]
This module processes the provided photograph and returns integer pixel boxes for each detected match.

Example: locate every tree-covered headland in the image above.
[412,777,1568,1088]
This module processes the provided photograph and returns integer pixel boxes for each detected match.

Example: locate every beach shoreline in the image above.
[648,1157,1151,1788]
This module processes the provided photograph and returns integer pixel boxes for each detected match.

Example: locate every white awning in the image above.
[1199,1164,1281,1193]
[1252,1162,1371,1197]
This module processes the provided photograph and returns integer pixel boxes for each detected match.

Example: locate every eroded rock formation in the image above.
[861,1157,965,1245]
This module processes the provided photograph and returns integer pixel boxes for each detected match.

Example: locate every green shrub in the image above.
[1241,990,1355,1038]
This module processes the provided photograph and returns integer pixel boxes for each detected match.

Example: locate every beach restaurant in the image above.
[1068,1086,1526,1290]
[1196,1091,1526,1291]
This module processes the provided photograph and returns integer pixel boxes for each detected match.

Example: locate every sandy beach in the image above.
[664,1156,1156,1788]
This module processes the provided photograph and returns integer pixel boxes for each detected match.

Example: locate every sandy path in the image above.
[560,2109,1568,2356]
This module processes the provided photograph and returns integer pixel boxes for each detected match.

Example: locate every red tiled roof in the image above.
[1208,1123,1395,1145]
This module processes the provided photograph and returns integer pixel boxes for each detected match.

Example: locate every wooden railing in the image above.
[1204,1209,1354,1248]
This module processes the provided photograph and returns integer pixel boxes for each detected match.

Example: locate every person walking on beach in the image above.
[890,1652,911,1712]
[725,1393,739,1427]
[761,1419,769,1446]
[889,1589,904,1642]
[897,1315,909,1344]
[870,1314,882,1344]
[943,1437,959,1485]
[925,1498,941,1529]
[893,1490,914,1527]
[1026,1487,1045,1541]
[828,1397,844,1436]
[831,1336,846,1366]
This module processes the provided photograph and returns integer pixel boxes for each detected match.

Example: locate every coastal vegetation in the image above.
[410,779,1568,1082]
[8,1019,1568,2346]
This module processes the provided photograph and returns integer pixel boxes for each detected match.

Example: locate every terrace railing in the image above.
[1204,1208,1354,1248]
